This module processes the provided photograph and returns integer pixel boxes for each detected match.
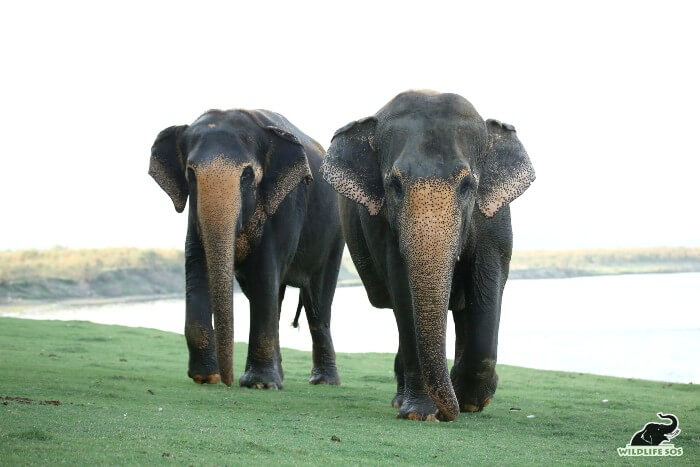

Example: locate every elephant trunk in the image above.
[401,179,462,421]
[194,158,244,387]
[658,413,678,433]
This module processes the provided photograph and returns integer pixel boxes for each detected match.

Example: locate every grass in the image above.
[0,318,697,465]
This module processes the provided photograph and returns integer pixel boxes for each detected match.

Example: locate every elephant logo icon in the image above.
[629,413,680,446]
[618,413,684,457]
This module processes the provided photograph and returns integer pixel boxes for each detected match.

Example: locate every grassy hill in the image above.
[1,247,699,302]
[0,317,697,464]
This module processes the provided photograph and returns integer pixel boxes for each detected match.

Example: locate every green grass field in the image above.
[0,318,697,464]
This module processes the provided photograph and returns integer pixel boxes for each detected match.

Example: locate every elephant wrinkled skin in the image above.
[321,91,535,421]
[149,109,343,389]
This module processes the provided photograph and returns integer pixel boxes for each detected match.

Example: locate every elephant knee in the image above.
[185,322,211,350]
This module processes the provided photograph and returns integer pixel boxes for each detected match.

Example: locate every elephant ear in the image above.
[321,117,383,215]
[149,125,189,213]
[477,119,536,218]
[260,126,313,215]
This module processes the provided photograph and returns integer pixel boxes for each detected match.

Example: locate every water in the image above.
[2,273,698,383]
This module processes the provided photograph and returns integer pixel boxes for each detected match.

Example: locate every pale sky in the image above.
[1,1,698,251]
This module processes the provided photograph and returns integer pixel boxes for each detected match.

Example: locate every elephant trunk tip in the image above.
[433,387,460,422]
[437,403,460,422]
[214,321,234,387]
[222,374,233,387]
[218,349,233,387]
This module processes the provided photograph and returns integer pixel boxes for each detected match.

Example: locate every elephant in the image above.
[149,109,344,389]
[630,413,680,446]
[321,90,535,421]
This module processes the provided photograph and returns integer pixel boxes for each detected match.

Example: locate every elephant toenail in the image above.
[192,375,205,384]
[206,374,221,384]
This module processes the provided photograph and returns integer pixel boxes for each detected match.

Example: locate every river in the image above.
[2,273,698,384]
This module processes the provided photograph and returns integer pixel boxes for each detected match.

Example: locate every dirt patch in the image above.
[2,396,62,405]
[2,396,33,404]
[41,400,62,406]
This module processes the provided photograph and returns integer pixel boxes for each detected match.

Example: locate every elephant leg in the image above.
[303,240,342,385]
[451,245,507,412]
[276,284,285,381]
[450,308,467,381]
[239,270,284,390]
[391,348,405,408]
[392,304,438,421]
[278,284,286,319]
[184,221,220,384]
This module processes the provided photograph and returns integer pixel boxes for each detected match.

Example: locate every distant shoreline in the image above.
[2,270,698,311]
[1,247,699,304]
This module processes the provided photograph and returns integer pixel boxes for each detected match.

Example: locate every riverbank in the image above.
[1,246,699,302]
[0,317,696,464]
[3,274,698,384]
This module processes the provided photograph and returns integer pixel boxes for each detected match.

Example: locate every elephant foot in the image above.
[309,365,340,385]
[397,392,438,421]
[239,365,283,390]
[186,324,220,385]
[452,360,498,413]
[462,397,492,413]
[188,371,221,385]
[187,356,220,385]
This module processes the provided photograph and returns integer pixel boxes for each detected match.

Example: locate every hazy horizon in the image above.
[1,1,698,251]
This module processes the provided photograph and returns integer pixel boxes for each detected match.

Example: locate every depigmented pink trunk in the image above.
[195,158,244,386]
[401,178,461,421]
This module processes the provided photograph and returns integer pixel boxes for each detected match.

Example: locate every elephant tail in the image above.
[292,296,303,328]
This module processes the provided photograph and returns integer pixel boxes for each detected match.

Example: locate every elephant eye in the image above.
[241,166,254,183]
[458,176,473,196]
[388,174,404,199]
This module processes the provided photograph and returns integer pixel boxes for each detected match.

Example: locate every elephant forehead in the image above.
[380,91,481,122]
[379,119,487,168]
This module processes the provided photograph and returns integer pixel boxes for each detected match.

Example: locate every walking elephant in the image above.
[321,90,535,421]
[149,109,343,389]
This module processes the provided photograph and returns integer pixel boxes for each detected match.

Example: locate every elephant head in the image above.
[321,91,534,420]
[630,413,680,446]
[149,109,312,386]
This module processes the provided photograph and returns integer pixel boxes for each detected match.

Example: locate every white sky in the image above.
[1,1,698,251]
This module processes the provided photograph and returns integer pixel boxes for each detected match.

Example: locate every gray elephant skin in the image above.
[150,109,343,389]
[321,90,535,421]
